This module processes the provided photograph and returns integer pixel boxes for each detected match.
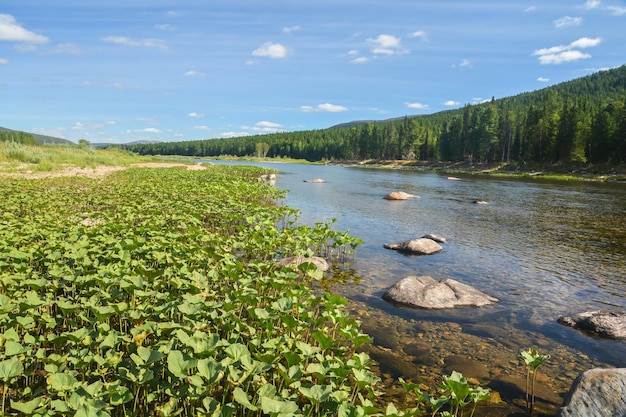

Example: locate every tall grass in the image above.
[0,142,152,172]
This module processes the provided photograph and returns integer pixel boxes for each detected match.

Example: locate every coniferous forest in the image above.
[124,65,626,165]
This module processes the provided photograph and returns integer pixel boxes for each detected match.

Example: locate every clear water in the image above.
[204,160,626,404]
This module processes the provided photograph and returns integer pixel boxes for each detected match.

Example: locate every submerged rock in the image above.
[303,178,326,183]
[383,191,419,200]
[382,275,499,309]
[557,368,626,417]
[557,310,626,339]
[383,238,443,255]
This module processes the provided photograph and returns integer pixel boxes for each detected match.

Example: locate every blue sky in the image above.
[1,1,625,144]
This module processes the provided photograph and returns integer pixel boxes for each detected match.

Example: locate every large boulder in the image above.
[383,191,419,200]
[382,276,499,309]
[557,310,626,339]
[557,368,626,417]
[383,238,443,255]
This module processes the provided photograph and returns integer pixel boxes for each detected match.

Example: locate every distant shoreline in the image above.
[329,160,626,183]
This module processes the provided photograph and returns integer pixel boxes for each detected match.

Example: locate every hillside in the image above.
[0,126,74,145]
[124,64,626,167]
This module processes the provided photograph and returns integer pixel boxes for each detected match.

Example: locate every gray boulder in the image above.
[421,233,446,243]
[557,368,626,417]
[276,255,329,272]
[383,238,443,255]
[383,191,419,200]
[557,310,626,339]
[382,275,499,309]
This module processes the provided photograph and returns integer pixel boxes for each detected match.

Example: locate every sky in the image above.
[1,1,625,144]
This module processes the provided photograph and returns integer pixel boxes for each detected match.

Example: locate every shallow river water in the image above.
[206,160,626,416]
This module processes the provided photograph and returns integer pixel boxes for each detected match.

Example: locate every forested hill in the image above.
[0,127,73,145]
[123,64,626,165]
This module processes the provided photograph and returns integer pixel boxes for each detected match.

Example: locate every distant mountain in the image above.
[0,126,74,145]
[92,140,162,148]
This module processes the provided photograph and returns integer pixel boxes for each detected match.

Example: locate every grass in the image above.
[0,142,155,173]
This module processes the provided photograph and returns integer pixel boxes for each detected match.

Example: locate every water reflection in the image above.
[204,160,626,414]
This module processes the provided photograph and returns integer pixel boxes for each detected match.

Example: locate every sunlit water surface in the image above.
[204,160,625,414]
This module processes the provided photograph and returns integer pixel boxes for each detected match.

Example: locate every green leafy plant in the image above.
[519,347,550,416]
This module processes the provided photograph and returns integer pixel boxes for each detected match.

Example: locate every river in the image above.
[205,160,626,415]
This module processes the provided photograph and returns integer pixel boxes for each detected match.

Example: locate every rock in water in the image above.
[383,238,443,255]
[382,276,499,309]
[557,310,626,339]
[383,191,419,200]
[557,368,626,417]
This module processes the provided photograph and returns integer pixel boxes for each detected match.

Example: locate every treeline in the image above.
[124,65,626,164]
[0,130,38,146]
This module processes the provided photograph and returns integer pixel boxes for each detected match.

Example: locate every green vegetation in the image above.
[0,142,151,173]
[0,166,495,416]
[0,128,73,146]
[520,347,550,416]
[123,65,626,168]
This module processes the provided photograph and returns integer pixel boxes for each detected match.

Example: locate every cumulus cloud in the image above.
[406,102,429,109]
[300,103,348,112]
[443,100,460,106]
[184,70,206,77]
[188,112,204,118]
[533,37,601,64]
[193,125,211,130]
[554,16,583,28]
[0,14,48,43]
[102,36,167,49]
[256,121,282,128]
[142,128,161,133]
[367,34,406,55]
[252,42,288,59]
[282,26,300,33]
[537,76,550,82]
[221,131,249,138]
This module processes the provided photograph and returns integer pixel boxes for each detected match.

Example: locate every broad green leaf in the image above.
[11,397,44,414]
[233,387,258,411]
[48,372,78,391]
[0,357,24,382]
[260,396,299,416]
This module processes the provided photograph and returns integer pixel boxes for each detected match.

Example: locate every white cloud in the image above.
[51,42,80,55]
[193,125,211,130]
[406,102,429,109]
[282,26,300,33]
[102,36,167,49]
[143,128,161,133]
[453,58,473,69]
[0,14,48,43]
[155,24,176,31]
[580,0,601,9]
[351,57,369,64]
[367,34,406,55]
[0,58,8,65]
[607,6,626,15]
[221,131,249,138]
[256,121,282,128]
[409,30,428,40]
[537,76,550,82]
[252,42,288,59]
[188,112,204,118]
[524,6,537,12]
[347,50,358,56]
[533,37,601,64]
[554,16,583,28]
[443,100,460,106]
[184,70,206,77]
[300,103,348,112]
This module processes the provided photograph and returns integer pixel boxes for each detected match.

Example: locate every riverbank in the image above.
[334,160,626,183]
